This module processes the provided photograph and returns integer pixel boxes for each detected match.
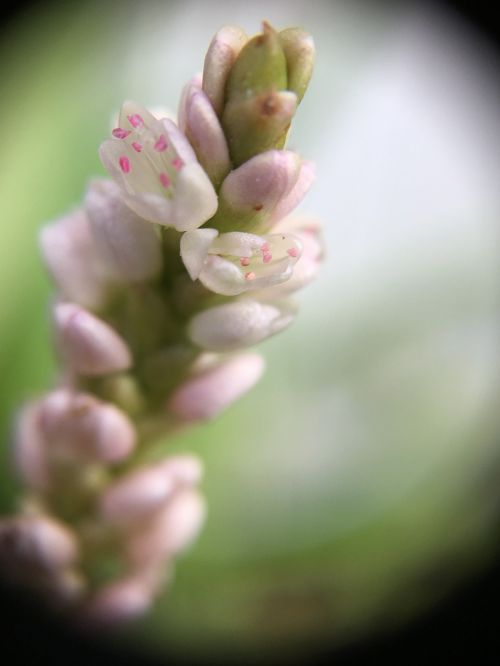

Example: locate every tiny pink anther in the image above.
[240,257,250,267]
[263,252,272,263]
[112,128,131,139]
[119,156,131,174]
[159,172,171,188]
[127,114,144,128]
[154,135,168,152]
[131,142,142,152]
[245,272,256,281]
[261,243,270,253]
[287,247,299,258]
[172,157,184,171]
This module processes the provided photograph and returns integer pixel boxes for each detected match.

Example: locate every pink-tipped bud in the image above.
[182,85,230,187]
[39,210,111,309]
[0,515,78,577]
[39,389,136,464]
[156,455,204,486]
[100,454,203,525]
[202,25,248,116]
[167,353,265,422]
[100,464,176,525]
[82,576,154,628]
[54,303,132,376]
[13,401,49,491]
[212,150,302,233]
[126,489,206,567]
[188,299,295,351]
[268,160,316,225]
[85,179,163,283]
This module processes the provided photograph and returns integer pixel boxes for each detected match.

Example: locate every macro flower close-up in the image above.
[1,1,500,665]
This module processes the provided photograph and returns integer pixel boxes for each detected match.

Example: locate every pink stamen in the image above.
[131,142,143,152]
[127,114,144,128]
[172,157,184,170]
[240,257,250,267]
[159,172,171,188]
[261,243,270,253]
[245,272,256,281]
[263,252,272,263]
[119,156,131,174]
[287,247,299,258]
[154,135,168,152]
[112,128,131,139]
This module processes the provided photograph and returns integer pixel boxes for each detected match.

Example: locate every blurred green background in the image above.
[1,0,500,661]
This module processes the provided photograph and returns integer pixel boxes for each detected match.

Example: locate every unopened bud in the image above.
[202,25,247,117]
[39,210,111,310]
[39,389,136,464]
[13,402,49,492]
[100,464,176,526]
[167,352,265,422]
[82,576,154,627]
[188,298,295,351]
[225,21,287,105]
[279,27,315,103]
[268,159,316,225]
[209,150,301,233]
[126,489,206,566]
[85,179,163,283]
[54,303,132,376]
[182,84,231,187]
[0,515,78,577]
[222,90,297,166]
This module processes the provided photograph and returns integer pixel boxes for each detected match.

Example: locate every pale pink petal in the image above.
[54,303,132,376]
[167,352,265,422]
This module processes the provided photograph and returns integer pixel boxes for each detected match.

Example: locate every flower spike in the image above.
[3,21,322,628]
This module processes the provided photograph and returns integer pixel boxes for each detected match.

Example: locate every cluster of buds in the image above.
[0,22,321,626]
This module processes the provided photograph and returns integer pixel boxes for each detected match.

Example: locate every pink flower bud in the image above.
[13,401,49,491]
[182,84,230,187]
[82,576,154,627]
[188,299,295,351]
[220,150,301,219]
[100,464,176,525]
[268,160,316,225]
[0,515,78,576]
[54,303,132,376]
[126,489,206,566]
[202,25,248,116]
[100,454,203,525]
[167,353,265,422]
[85,179,163,283]
[39,210,111,309]
[39,389,136,464]
[177,73,203,133]
[156,455,203,486]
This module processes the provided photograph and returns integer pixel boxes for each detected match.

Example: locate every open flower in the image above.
[99,102,218,230]
[180,228,302,296]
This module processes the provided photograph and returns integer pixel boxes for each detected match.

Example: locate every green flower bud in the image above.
[224,21,287,103]
[279,27,315,104]
[222,90,297,166]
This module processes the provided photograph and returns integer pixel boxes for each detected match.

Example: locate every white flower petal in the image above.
[171,162,218,231]
[100,102,218,230]
[180,228,219,280]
